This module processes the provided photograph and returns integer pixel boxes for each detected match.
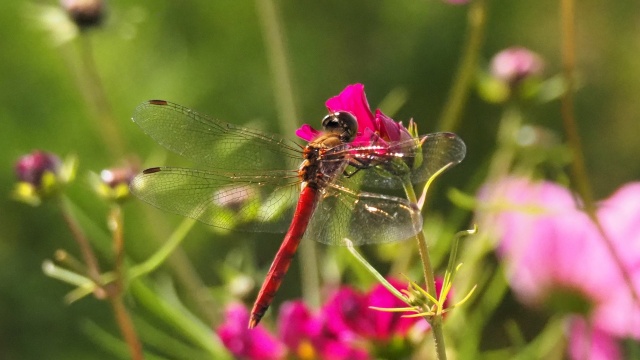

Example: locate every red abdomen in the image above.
[248,185,319,328]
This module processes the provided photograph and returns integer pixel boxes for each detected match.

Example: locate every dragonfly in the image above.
[130,100,466,328]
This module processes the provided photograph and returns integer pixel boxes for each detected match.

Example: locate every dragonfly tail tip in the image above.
[248,317,259,329]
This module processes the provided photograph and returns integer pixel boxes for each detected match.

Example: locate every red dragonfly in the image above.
[130,100,466,328]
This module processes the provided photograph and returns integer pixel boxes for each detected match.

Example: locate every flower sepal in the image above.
[90,162,138,203]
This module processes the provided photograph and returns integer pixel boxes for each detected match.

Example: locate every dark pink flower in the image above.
[323,278,434,342]
[568,317,621,360]
[296,84,412,145]
[490,47,544,84]
[15,150,61,187]
[278,300,369,360]
[216,303,286,360]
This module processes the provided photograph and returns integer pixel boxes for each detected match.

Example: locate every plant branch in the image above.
[437,0,488,132]
[559,0,640,307]
[402,179,447,360]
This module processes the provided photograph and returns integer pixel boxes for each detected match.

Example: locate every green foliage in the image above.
[2,0,640,359]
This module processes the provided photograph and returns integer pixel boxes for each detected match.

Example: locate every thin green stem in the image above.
[109,205,125,290]
[559,0,592,210]
[254,0,299,132]
[437,0,488,132]
[109,296,144,360]
[402,179,447,360]
[129,279,229,359]
[77,34,126,158]
[255,0,320,308]
[559,0,640,310]
[141,207,220,325]
[106,205,144,360]
[128,218,197,280]
[58,195,103,291]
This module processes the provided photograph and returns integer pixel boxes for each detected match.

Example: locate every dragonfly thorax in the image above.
[299,133,348,190]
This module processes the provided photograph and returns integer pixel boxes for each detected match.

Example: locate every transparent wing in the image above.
[132,100,302,171]
[130,167,300,233]
[326,132,466,188]
[304,183,423,246]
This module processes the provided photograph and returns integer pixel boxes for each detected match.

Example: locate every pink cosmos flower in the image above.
[278,300,369,360]
[568,317,621,360]
[490,47,544,84]
[216,303,286,360]
[477,177,640,357]
[478,178,612,309]
[296,84,412,146]
[588,183,640,339]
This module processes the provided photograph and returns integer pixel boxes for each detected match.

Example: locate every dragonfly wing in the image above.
[303,183,423,246]
[410,132,466,184]
[131,167,299,233]
[332,132,466,188]
[132,100,302,171]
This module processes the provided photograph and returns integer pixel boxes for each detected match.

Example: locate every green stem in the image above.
[128,218,197,280]
[559,0,640,309]
[58,196,104,290]
[107,205,144,360]
[255,0,320,308]
[129,279,229,359]
[108,296,144,360]
[437,0,488,132]
[402,179,447,360]
[77,34,126,158]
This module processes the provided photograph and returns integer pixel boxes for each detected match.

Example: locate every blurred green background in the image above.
[1,0,640,359]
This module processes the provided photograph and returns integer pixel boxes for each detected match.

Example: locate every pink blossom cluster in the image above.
[478,177,640,359]
[216,278,441,360]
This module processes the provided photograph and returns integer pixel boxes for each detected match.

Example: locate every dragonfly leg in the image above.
[343,167,362,178]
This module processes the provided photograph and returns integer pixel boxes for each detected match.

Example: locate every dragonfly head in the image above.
[322,111,358,143]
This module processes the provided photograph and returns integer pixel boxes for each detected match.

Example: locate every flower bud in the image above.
[15,150,61,187]
[13,150,73,206]
[92,162,138,202]
[490,47,544,85]
[60,0,105,29]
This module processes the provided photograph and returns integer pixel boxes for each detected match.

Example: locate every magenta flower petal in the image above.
[216,303,286,360]
[366,278,424,339]
[322,287,367,340]
[374,109,412,143]
[322,279,430,342]
[295,124,321,142]
[296,84,412,146]
[321,342,370,360]
[325,83,376,134]
[277,301,318,351]
[278,299,369,360]
[568,317,621,360]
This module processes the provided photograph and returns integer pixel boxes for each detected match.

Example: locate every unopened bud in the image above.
[60,0,105,29]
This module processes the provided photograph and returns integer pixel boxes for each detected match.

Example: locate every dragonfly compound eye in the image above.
[321,111,358,143]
